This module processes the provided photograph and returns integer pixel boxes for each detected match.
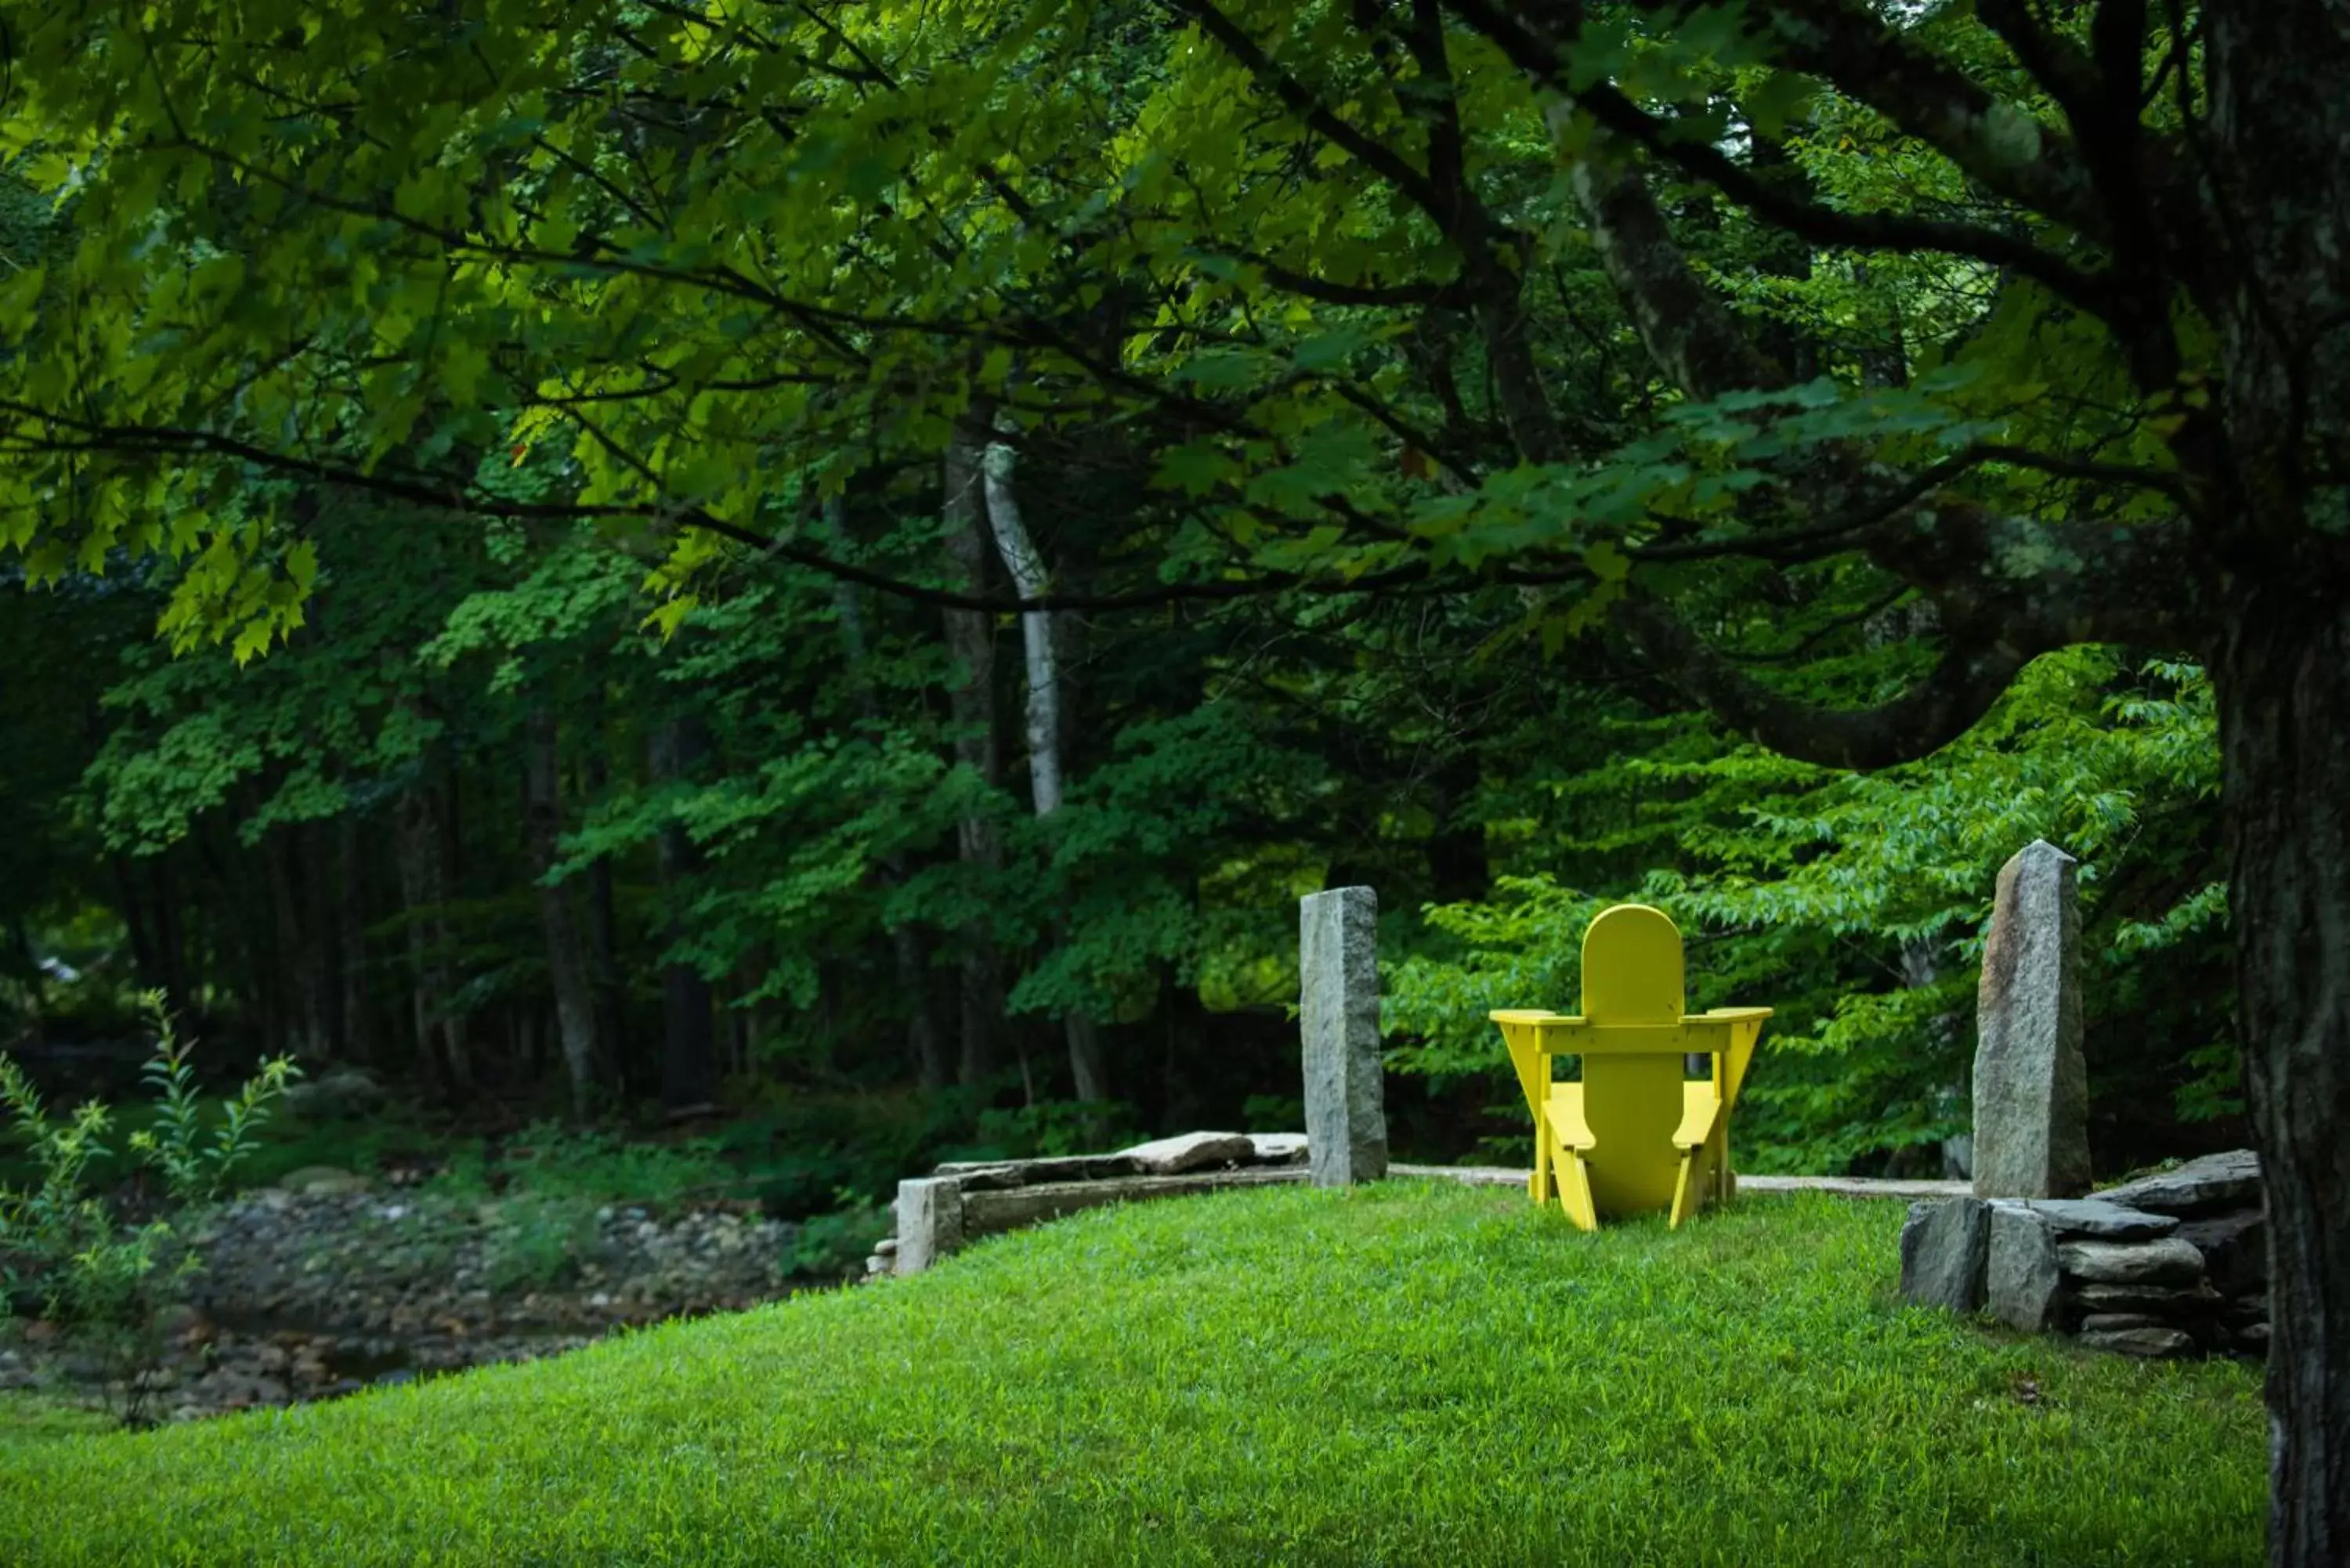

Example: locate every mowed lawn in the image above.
[0,1183,2265,1567]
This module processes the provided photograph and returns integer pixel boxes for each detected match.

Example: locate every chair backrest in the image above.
[1579,904,1684,1023]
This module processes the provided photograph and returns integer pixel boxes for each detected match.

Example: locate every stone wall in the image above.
[1900,1150,2266,1359]
[874,1132,1313,1277]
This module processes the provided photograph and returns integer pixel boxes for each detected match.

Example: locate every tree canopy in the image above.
[3,1,2345,1558]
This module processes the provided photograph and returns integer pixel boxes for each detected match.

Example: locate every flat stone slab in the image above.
[1115,1132,1256,1175]
[1249,1133,1310,1164]
[2078,1325,2196,1359]
[931,1154,1145,1187]
[1732,1176,1972,1200]
[2095,1150,2261,1216]
[960,1167,1308,1236]
[1989,1198,2178,1240]
[2075,1281,2224,1315]
[1383,1169,1975,1199]
[1387,1164,1526,1188]
[2058,1236,2206,1284]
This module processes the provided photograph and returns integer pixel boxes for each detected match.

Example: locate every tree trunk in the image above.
[525,702,606,1118]
[942,428,1005,1089]
[982,418,1109,1107]
[2202,10,2350,1555]
[827,497,952,1093]
[306,818,344,1060]
[148,852,189,1015]
[396,770,470,1093]
[2215,591,2350,1564]
[265,824,332,1064]
[649,714,718,1113]
[579,682,630,1086]
[336,812,374,1065]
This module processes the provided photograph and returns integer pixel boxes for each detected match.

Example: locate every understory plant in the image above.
[0,992,298,1425]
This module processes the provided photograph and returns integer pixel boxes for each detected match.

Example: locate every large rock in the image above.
[1988,1203,2064,1331]
[1988,1198,2177,1240]
[1300,886,1387,1187]
[2173,1209,2267,1295]
[2095,1150,2262,1216]
[1114,1132,1256,1176]
[1972,840,2090,1199]
[892,1177,964,1277]
[280,1068,386,1122]
[1248,1133,1310,1164]
[1899,1198,1990,1313]
[2057,1236,2206,1285]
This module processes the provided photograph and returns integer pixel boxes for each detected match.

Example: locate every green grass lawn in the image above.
[0,1182,2264,1567]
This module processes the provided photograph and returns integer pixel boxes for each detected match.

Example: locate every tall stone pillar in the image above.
[1300,886,1387,1187]
[1971,840,2090,1198]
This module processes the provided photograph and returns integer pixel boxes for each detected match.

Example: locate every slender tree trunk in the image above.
[336,812,374,1064]
[525,703,606,1118]
[112,854,161,996]
[148,852,188,1015]
[2216,592,2350,1563]
[577,675,630,1084]
[1427,750,1490,907]
[649,714,718,1113]
[826,497,951,1092]
[396,769,469,1094]
[982,421,1109,1106]
[262,828,312,1060]
[942,429,1005,1089]
[306,818,344,1060]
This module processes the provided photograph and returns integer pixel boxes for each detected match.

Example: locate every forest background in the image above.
[0,0,2243,1208]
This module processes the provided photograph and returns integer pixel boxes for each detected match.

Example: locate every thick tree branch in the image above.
[1232,251,1473,308]
[1452,0,2120,323]
[1746,0,2112,234]
[1613,594,2045,768]
[1566,152,1788,400]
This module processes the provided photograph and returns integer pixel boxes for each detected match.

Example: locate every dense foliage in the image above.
[0,1,2241,1180]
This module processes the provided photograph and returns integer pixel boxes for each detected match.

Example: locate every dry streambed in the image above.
[1,1168,822,1423]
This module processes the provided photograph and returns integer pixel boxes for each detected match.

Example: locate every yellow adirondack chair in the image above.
[1490,905,1770,1231]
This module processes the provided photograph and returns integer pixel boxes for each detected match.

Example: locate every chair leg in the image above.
[1553,1140,1598,1232]
[1531,1105,1553,1205]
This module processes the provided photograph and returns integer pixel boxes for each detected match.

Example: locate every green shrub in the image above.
[783,1191,891,1280]
[0,994,297,1425]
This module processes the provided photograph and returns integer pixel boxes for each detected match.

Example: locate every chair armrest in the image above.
[1673,1082,1723,1150]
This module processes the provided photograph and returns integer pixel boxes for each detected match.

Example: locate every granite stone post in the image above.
[1300,886,1387,1187]
[893,1176,964,1276]
[1972,840,2089,1199]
